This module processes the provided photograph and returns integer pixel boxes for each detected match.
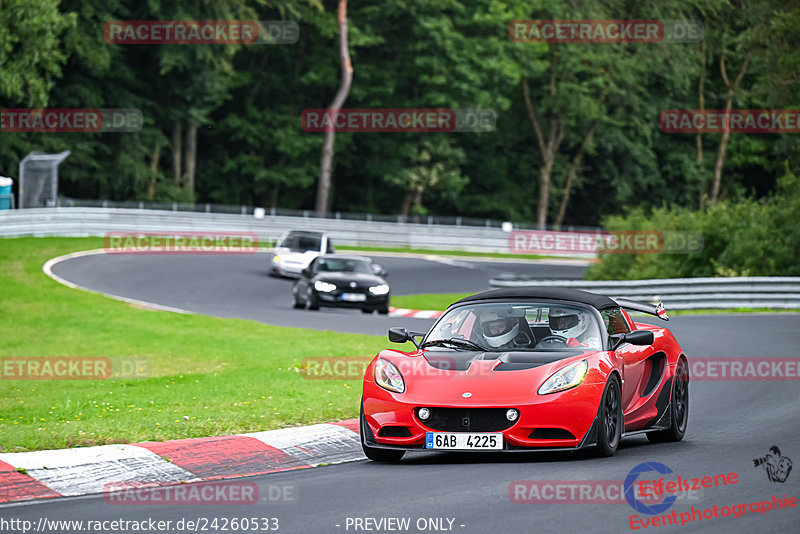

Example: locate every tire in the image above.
[360,404,405,462]
[361,308,373,314]
[593,375,622,457]
[647,358,689,443]
[292,285,305,309]
[377,305,390,315]
[307,288,320,311]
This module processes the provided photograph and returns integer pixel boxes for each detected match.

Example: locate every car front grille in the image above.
[418,407,515,432]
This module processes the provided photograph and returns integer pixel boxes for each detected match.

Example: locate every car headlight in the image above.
[374,358,405,393]
[272,255,281,264]
[537,360,588,395]
[369,284,390,296]
[314,281,337,292]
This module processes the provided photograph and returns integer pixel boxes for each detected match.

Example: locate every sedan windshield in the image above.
[316,258,373,274]
[425,302,603,352]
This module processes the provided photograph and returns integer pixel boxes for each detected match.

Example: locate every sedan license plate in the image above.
[341,293,366,302]
[425,432,503,450]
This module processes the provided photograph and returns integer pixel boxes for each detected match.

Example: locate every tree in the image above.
[315,0,352,216]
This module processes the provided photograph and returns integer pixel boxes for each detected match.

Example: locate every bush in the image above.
[586,166,800,280]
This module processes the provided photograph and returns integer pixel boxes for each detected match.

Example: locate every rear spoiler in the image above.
[612,297,669,321]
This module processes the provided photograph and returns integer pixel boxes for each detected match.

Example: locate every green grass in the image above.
[0,237,413,453]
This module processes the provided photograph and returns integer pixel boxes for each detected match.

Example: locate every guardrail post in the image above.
[138,201,143,209]
[172,202,177,211]
[270,207,276,217]
[428,216,433,225]
[205,204,210,213]
[303,210,308,218]
[336,212,341,220]
[456,216,462,226]
[102,200,108,208]
[367,214,372,222]
[241,205,246,215]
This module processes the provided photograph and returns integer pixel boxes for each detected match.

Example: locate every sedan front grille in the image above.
[417,407,515,432]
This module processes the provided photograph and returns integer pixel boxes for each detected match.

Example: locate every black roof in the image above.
[452,286,617,310]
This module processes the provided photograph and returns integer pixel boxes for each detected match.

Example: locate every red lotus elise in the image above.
[360,287,689,461]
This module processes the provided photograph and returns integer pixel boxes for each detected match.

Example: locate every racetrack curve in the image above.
[48,251,587,335]
[6,251,799,533]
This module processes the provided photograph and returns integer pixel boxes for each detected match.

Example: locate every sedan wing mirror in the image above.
[388,327,423,348]
[372,264,388,277]
[611,330,655,350]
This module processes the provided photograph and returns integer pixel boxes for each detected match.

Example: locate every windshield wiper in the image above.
[421,338,488,352]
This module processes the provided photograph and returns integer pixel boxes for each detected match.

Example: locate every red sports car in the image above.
[360,287,689,461]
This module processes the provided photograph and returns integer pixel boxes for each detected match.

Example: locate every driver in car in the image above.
[549,308,599,348]
[478,309,521,349]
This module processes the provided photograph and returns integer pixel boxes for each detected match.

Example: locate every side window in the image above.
[602,309,631,335]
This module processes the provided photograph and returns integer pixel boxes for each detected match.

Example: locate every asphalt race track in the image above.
[7,252,799,532]
[49,252,587,335]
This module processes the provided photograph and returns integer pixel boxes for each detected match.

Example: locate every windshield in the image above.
[425,302,603,352]
[278,233,322,253]
[315,257,373,274]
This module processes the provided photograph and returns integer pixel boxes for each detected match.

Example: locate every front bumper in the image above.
[362,379,605,451]
[315,289,389,309]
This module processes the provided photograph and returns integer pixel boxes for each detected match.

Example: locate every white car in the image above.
[270,230,334,277]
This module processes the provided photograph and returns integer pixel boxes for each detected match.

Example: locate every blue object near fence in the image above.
[0,177,13,209]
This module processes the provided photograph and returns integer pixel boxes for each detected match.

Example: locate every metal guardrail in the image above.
[489,277,800,310]
[0,207,557,254]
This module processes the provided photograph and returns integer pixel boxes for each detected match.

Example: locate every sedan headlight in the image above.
[314,281,337,292]
[272,255,281,264]
[537,360,588,395]
[369,284,390,296]
[374,359,405,393]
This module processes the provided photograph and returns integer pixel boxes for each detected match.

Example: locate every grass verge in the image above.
[0,237,404,453]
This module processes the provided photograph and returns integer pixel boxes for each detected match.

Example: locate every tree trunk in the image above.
[147,142,161,200]
[184,120,198,195]
[315,0,353,216]
[710,95,733,204]
[710,53,749,205]
[555,122,596,227]
[172,120,182,186]
[697,37,707,209]
[400,189,414,217]
[522,76,563,229]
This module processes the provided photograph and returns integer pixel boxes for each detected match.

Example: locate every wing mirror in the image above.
[611,330,654,349]
[388,327,423,348]
[372,263,388,277]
